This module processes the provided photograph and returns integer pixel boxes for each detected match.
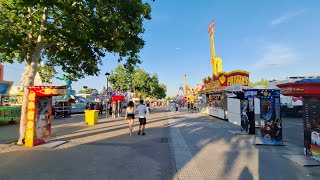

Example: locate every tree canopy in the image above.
[249,78,269,87]
[0,0,151,80]
[78,88,95,94]
[109,64,167,99]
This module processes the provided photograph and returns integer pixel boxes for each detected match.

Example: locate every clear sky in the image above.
[3,0,320,97]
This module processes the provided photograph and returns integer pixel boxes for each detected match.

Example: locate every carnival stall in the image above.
[277,79,320,161]
[200,70,250,120]
[226,84,262,134]
[25,85,68,147]
[197,20,252,120]
[0,81,21,123]
[111,95,125,118]
[52,96,72,118]
[243,89,283,145]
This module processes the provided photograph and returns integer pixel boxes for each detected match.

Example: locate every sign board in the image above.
[0,106,21,121]
[203,70,249,92]
[0,81,13,95]
[303,97,320,161]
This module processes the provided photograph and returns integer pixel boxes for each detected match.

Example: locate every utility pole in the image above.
[105,72,110,117]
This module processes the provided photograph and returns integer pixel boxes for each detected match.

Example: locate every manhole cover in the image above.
[160,137,169,143]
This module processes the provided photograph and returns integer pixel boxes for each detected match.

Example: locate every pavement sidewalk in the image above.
[0,109,175,180]
[0,113,107,145]
[169,111,320,180]
[0,109,320,180]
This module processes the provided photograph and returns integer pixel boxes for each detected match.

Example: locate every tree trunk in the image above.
[17,59,40,145]
[17,7,47,145]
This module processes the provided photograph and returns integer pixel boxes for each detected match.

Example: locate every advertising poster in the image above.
[247,97,256,134]
[35,97,52,141]
[303,98,320,161]
[240,99,249,133]
[260,98,283,145]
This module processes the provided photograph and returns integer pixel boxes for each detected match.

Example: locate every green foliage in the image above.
[166,96,176,101]
[78,88,95,94]
[109,64,130,92]
[38,63,57,84]
[249,78,269,87]
[109,64,167,99]
[0,0,152,79]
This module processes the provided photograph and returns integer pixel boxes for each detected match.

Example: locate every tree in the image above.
[109,64,167,99]
[109,64,131,92]
[148,74,166,99]
[153,83,167,99]
[166,96,176,101]
[78,88,95,94]
[249,78,269,88]
[132,68,151,96]
[0,0,152,144]
[38,63,57,84]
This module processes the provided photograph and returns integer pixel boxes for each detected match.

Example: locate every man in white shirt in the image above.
[137,100,147,135]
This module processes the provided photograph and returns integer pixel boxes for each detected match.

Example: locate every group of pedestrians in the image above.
[125,100,148,136]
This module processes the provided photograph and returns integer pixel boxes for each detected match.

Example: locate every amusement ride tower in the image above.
[208,21,223,76]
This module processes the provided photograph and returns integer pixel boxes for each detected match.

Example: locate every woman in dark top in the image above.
[125,101,135,135]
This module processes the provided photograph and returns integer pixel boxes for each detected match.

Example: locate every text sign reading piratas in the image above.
[227,75,249,86]
[203,70,249,91]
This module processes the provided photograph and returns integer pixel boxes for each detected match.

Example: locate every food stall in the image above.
[277,79,320,161]
[0,81,21,123]
[244,89,283,145]
[200,70,250,120]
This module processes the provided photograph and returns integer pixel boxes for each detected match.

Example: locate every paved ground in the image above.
[0,109,319,179]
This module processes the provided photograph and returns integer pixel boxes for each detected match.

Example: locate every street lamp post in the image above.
[105,72,110,117]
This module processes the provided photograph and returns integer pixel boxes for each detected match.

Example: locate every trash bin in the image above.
[84,110,99,125]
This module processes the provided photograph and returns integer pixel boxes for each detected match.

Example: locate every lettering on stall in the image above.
[227,75,249,86]
[205,80,221,90]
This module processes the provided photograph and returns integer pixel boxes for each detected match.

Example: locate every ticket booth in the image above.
[277,80,320,161]
[25,86,68,147]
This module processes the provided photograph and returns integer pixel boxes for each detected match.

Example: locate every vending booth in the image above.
[277,79,320,161]
[226,85,255,134]
[25,85,68,147]
[111,95,125,118]
[201,70,250,120]
[244,89,283,145]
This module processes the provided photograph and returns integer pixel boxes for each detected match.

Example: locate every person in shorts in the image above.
[137,100,147,135]
[125,101,135,135]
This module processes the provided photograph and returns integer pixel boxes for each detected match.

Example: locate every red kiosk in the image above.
[25,86,68,147]
[277,80,320,161]
[111,95,125,118]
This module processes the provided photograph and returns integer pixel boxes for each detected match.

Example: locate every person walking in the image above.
[125,101,135,135]
[137,100,147,135]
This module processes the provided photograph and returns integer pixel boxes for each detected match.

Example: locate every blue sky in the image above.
[3,0,320,97]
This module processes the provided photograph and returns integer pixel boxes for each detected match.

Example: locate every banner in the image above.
[260,98,283,145]
[0,106,21,121]
[202,70,249,92]
[303,98,320,161]
[240,99,249,133]
[35,97,52,141]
